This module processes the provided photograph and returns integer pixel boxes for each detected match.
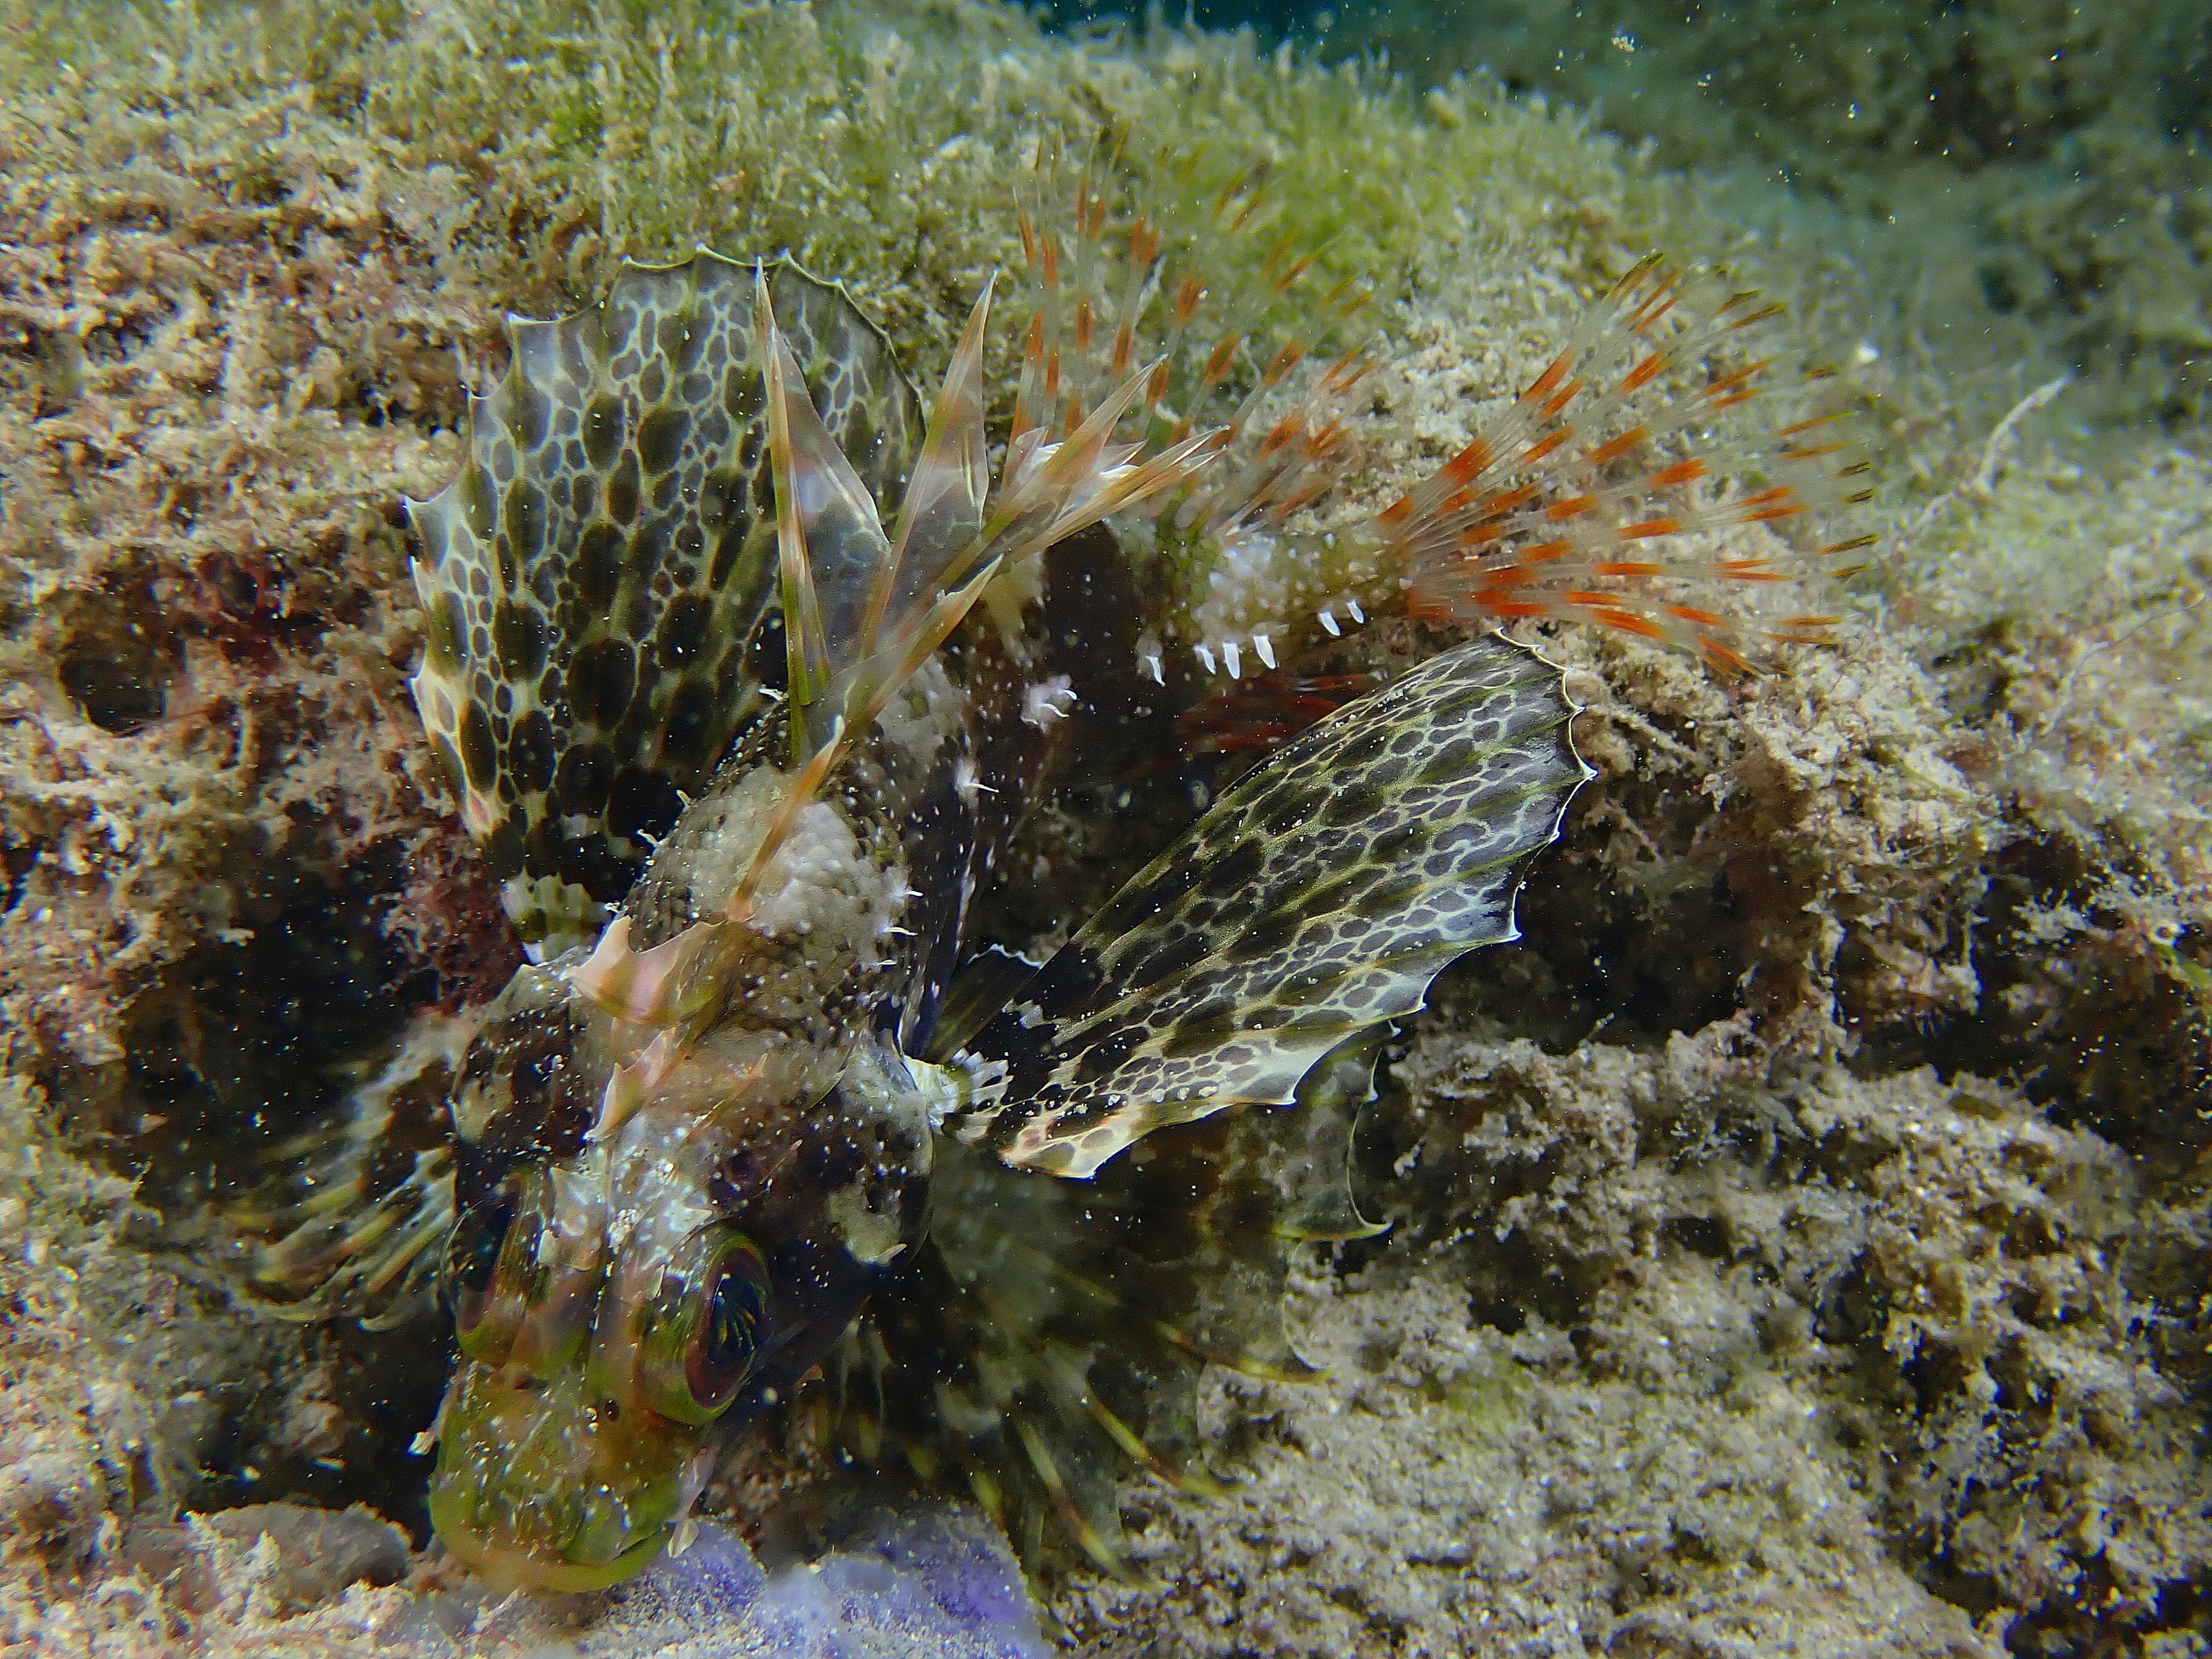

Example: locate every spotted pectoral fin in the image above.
[407,254,921,952]
[945,634,1590,1178]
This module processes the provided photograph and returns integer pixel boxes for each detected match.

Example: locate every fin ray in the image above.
[229,1011,477,1322]
[758,276,896,757]
[881,280,995,637]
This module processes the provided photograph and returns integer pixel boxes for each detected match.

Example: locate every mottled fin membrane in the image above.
[944,634,1588,1178]
[406,254,923,954]
[226,1010,476,1326]
[816,1080,1366,1578]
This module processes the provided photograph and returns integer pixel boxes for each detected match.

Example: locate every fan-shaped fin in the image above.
[407,253,923,953]
[944,634,1590,1177]
[227,1010,476,1325]
[819,1099,1344,1577]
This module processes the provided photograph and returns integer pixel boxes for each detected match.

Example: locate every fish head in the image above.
[424,1037,935,1590]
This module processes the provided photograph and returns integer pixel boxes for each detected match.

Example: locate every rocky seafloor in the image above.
[1,0,2207,1655]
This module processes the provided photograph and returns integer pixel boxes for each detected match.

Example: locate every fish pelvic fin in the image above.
[819,1091,1356,1578]
[226,1009,476,1325]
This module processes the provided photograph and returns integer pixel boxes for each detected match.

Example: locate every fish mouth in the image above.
[425,1359,698,1592]
[428,1486,674,1592]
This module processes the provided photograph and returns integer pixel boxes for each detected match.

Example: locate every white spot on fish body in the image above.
[954,756,995,801]
[1022,676,1076,729]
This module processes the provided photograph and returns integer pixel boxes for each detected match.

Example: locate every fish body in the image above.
[402,261,1132,1586]
[241,181,1869,1590]
[425,700,958,1587]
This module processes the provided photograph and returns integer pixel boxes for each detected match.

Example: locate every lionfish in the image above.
[235,163,1871,1590]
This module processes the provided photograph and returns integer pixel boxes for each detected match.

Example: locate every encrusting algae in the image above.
[2,1,2208,1655]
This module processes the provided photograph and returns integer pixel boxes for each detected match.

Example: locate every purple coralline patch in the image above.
[466,1504,1048,1659]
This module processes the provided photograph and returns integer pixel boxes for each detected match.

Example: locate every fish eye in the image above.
[444,1195,510,1329]
[692,1239,770,1404]
[443,1176,536,1362]
[637,1229,769,1425]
